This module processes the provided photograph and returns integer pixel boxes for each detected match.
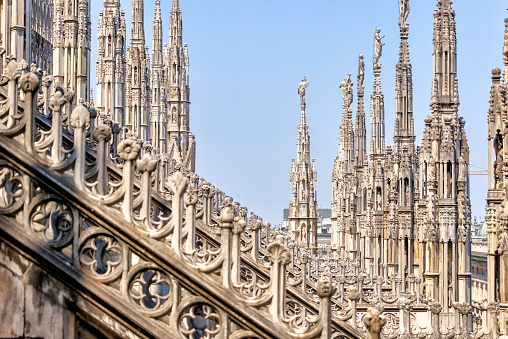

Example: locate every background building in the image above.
[283,208,332,248]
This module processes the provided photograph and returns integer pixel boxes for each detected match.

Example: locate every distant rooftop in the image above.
[473,221,487,238]
[283,208,331,220]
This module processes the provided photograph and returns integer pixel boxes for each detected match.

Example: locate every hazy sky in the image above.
[90,0,505,225]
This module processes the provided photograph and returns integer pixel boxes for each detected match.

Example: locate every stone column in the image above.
[10,0,25,60]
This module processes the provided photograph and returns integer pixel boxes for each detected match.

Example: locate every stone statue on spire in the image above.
[503,16,508,60]
[298,76,309,106]
[358,54,365,89]
[340,73,354,109]
[373,28,385,66]
[184,43,189,66]
[399,0,410,27]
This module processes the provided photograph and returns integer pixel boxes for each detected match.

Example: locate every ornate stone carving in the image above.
[128,266,173,316]
[137,154,158,173]
[363,307,386,339]
[79,231,123,282]
[29,195,74,248]
[92,125,112,143]
[265,242,291,265]
[178,303,220,339]
[70,104,91,130]
[118,138,141,161]
[317,274,336,298]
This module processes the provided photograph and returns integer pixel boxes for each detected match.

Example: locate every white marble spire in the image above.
[166,0,195,172]
[370,28,386,161]
[355,55,367,170]
[290,78,318,249]
[96,0,126,124]
[130,0,146,47]
[418,0,471,314]
[150,0,167,152]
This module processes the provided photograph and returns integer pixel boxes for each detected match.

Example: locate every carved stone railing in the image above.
[0,58,365,338]
[227,200,487,338]
[158,142,477,337]
[250,227,488,338]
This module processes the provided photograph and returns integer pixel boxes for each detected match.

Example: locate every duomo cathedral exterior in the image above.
[0,0,506,338]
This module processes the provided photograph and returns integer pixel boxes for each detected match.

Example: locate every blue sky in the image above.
[90,0,505,225]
